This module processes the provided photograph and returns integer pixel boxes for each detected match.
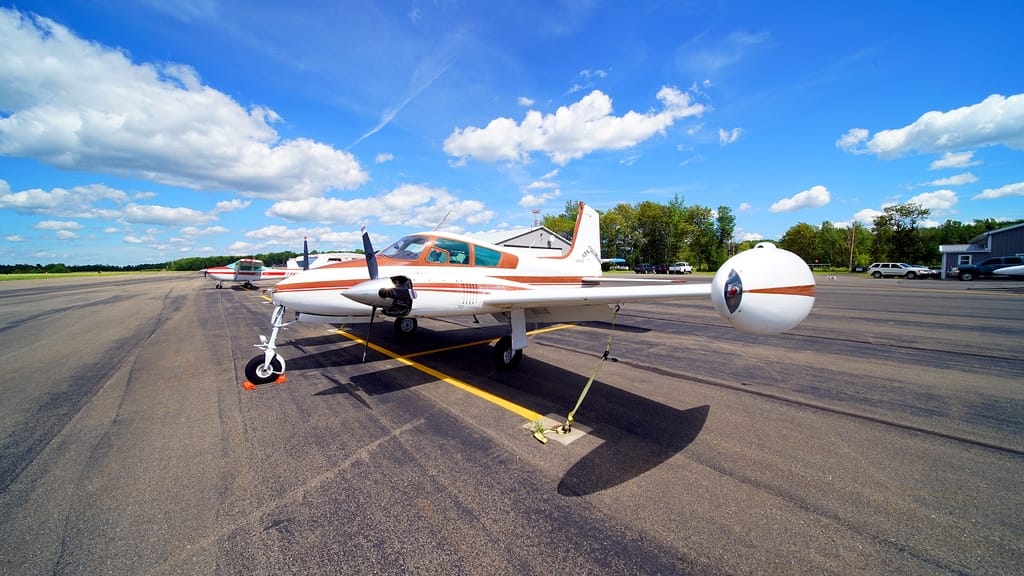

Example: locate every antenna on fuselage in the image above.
[432,208,453,231]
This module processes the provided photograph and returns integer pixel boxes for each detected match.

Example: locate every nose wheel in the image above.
[245,354,285,385]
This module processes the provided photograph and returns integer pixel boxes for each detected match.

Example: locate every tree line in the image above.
[0,262,167,274]
[6,201,1017,274]
[544,199,1021,271]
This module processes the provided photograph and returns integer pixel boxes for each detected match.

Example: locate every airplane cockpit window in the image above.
[433,238,470,265]
[380,235,428,260]
[473,245,502,267]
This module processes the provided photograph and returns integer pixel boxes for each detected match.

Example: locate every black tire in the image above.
[959,272,974,281]
[245,354,284,385]
[871,271,882,278]
[394,317,418,336]
[492,335,523,371]
[906,271,917,279]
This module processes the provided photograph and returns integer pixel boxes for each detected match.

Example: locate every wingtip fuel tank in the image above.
[711,242,815,335]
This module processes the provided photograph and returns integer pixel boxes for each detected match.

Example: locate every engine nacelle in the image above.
[342,276,416,317]
[711,242,815,335]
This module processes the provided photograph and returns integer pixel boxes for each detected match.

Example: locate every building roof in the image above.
[969,221,1024,243]
[472,226,571,249]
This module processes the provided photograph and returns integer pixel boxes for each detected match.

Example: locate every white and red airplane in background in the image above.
[245,203,816,385]
[203,240,361,289]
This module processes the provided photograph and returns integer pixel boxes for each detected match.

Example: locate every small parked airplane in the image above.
[245,203,816,386]
[203,239,361,288]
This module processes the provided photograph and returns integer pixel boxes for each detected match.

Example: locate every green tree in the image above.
[779,222,818,263]
[600,204,638,263]
[542,200,580,241]
[872,202,931,263]
[682,205,717,270]
[634,201,676,264]
[714,205,736,265]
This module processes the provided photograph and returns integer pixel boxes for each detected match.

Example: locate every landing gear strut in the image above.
[246,305,290,385]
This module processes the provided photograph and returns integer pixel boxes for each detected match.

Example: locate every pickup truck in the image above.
[951,255,1024,281]
[668,261,693,274]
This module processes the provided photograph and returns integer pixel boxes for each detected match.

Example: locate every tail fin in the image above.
[556,202,603,276]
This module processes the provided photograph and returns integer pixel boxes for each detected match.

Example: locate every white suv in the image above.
[866,262,932,279]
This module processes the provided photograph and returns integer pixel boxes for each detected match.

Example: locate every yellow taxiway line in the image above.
[330,324,576,422]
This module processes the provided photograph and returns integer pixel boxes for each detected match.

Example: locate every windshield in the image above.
[380,235,428,260]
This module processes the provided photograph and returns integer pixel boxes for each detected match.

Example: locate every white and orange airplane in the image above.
[203,240,361,289]
[245,203,816,385]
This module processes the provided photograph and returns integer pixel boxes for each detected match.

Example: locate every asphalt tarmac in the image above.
[1,272,1021,575]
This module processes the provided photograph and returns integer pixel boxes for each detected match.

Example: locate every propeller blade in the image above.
[363,306,376,362]
[361,225,378,280]
[302,236,309,270]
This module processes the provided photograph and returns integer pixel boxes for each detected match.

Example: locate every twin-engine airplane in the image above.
[203,239,360,289]
[245,203,816,385]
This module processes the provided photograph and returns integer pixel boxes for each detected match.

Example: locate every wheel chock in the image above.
[241,373,286,391]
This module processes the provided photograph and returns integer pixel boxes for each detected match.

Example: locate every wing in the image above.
[483,283,711,308]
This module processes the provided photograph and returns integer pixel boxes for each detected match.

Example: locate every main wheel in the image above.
[394,317,418,336]
[492,335,523,371]
[244,354,284,385]
[959,272,974,281]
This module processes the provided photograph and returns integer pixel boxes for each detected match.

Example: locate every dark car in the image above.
[654,263,670,274]
[951,256,1024,281]
[634,263,655,274]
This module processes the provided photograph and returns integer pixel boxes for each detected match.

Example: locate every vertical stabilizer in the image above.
[556,203,603,276]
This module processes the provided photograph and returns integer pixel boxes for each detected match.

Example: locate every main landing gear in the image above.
[492,335,522,370]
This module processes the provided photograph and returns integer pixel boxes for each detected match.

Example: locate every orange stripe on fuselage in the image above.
[748,284,816,297]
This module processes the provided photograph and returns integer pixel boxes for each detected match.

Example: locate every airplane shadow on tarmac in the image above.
[275,321,710,496]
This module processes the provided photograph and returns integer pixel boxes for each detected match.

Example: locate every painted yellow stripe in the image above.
[329,327,579,422]
[402,323,576,359]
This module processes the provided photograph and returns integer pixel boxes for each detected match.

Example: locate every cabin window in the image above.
[473,245,502,267]
[432,238,470,265]
[381,236,428,260]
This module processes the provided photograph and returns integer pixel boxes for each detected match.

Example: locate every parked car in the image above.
[866,262,932,279]
[668,261,693,274]
[654,263,670,274]
[634,263,655,274]
[951,256,1024,281]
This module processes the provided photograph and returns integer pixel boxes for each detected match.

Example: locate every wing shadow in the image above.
[276,319,710,494]
[557,404,709,496]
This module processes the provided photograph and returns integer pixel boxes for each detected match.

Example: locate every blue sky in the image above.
[1,1,1022,266]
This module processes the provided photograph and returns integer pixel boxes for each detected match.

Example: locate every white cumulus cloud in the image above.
[0,9,368,200]
[929,151,980,170]
[266,184,494,228]
[836,93,1024,158]
[769,185,831,213]
[973,182,1024,200]
[907,189,958,216]
[443,86,706,166]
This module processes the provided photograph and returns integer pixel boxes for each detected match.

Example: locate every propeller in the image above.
[359,225,378,361]
[350,227,418,361]
[302,236,309,271]
[361,225,378,280]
